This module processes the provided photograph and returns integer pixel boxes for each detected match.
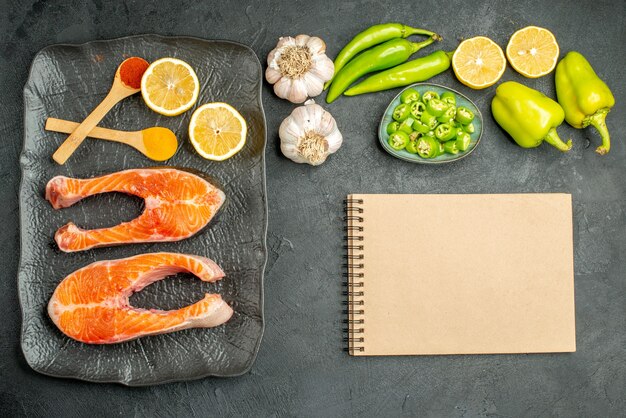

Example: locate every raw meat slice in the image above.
[48,252,233,344]
[46,168,225,252]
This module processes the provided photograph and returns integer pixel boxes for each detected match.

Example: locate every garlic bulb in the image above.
[266,35,334,103]
[279,100,342,166]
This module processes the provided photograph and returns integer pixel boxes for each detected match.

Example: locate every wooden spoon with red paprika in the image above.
[52,56,149,165]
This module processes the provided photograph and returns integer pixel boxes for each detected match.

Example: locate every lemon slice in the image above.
[141,58,199,116]
[452,36,506,89]
[506,26,559,78]
[189,103,247,161]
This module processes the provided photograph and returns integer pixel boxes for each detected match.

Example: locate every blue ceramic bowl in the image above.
[378,83,483,164]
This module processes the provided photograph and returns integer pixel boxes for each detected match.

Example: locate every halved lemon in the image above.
[189,103,247,161]
[452,36,506,89]
[506,26,559,78]
[141,57,199,116]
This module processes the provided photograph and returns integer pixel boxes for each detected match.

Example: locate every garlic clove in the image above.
[316,109,339,137]
[325,129,343,153]
[295,34,311,47]
[285,78,309,104]
[276,36,296,49]
[305,36,326,55]
[309,56,335,82]
[267,48,278,66]
[279,114,306,144]
[265,67,282,84]
[302,72,324,99]
[293,102,321,132]
[273,77,292,101]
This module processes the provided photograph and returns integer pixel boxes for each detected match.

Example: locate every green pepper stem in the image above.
[587,110,611,155]
[543,128,572,152]
[403,26,442,41]
[410,37,436,54]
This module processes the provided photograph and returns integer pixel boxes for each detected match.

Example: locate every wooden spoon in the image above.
[46,118,178,161]
[52,57,148,165]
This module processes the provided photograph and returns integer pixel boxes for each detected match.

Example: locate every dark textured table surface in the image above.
[1,0,625,416]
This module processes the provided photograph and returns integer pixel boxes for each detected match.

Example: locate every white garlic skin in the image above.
[266,35,334,104]
[279,100,343,166]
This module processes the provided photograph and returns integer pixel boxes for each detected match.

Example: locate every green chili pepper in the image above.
[398,117,416,134]
[388,131,409,150]
[464,122,475,134]
[405,139,420,154]
[416,135,440,158]
[400,88,420,104]
[491,81,571,151]
[408,131,420,142]
[437,106,456,124]
[456,129,470,142]
[392,103,411,121]
[420,111,438,130]
[426,98,447,117]
[441,91,456,106]
[412,119,431,133]
[455,107,475,125]
[443,141,459,154]
[410,101,426,119]
[435,123,456,142]
[555,51,615,155]
[456,132,471,151]
[344,51,452,96]
[327,37,437,103]
[324,23,441,90]
[386,121,400,135]
[421,91,439,103]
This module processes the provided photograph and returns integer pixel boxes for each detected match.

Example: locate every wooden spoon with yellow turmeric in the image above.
[45,117,178,161]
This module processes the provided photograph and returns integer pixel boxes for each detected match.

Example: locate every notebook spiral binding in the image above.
[343,198,365,354]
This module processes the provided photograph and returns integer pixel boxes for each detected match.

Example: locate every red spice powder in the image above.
[119,57,149,89]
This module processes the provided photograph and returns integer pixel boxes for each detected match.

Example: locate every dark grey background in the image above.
[1,0,625,416]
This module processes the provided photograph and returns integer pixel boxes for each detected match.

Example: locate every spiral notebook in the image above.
[344,194,576,356]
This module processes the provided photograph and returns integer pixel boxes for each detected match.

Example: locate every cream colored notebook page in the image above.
[344,194,575,356]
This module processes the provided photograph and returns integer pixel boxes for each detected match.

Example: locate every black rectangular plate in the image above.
[19,35,266,386]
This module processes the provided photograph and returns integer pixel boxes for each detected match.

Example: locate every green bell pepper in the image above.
[555,51,615,155]
[491,81,571,152]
